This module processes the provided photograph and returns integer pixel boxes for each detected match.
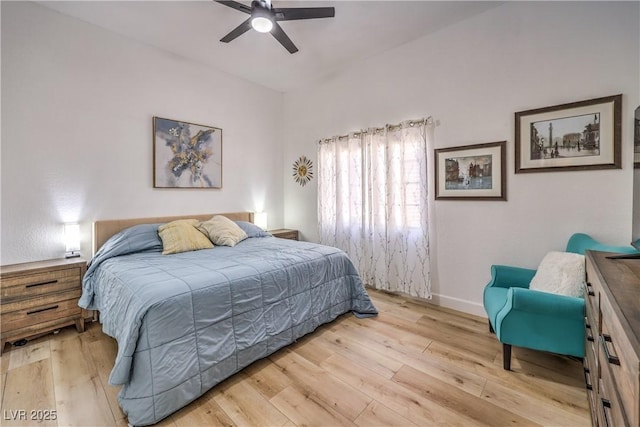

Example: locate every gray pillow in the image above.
[234,220,271,238]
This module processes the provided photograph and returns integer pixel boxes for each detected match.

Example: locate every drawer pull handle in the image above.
[26,305,59,315]
[586,282,595,296]
[601,334,620,366]
[583,367,592,390]
[600,398,611,427]
[585,323,594,342]
[25,280,57,288]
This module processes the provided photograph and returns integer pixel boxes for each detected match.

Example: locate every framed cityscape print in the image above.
[634,106,639,168]
[434,141,506,201]
[515,94,621,173]
[153,116,222,188]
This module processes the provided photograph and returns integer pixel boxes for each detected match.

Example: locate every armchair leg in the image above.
[503,344,512,370]
[489,321,494,334]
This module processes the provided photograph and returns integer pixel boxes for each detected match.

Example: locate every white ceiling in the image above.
[37,0,502,93]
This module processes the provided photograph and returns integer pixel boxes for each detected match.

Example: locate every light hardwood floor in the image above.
[0,289,590,426]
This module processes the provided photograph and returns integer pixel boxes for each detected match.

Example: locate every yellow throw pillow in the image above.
[158,219,214,255]
[197,215,248,247]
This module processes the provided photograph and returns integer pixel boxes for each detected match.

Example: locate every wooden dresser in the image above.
[0,258,87,354]
[584,251,640,427]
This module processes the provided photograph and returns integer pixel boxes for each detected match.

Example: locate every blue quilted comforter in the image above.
[79,224,377,426]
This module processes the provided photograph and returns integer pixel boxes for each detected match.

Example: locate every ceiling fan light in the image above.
[251,16,273,33]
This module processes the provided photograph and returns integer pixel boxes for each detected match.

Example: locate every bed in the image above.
[80,212,377,426]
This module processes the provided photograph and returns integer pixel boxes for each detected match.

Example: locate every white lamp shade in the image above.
[64,223,81,252]
[254,212,268,231]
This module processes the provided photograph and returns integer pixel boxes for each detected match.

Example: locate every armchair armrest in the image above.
[486,265,536,289]
[508,287,584,318]
[495,287,586,358]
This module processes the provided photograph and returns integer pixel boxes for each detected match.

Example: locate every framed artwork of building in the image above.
[515,94,621,173]
[434,141,506,201]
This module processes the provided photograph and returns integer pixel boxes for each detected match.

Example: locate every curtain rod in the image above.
[319,116,434,143]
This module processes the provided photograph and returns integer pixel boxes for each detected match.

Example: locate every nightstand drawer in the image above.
[270,229,299,240]
[1,292,82,333]
[0,258,87,353]
[1,267,81,302]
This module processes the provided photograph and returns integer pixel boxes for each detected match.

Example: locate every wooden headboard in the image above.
[93,212,253,253]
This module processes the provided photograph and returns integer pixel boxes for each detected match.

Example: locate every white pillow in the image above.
[197,215,248,247]
[529,251,585,298]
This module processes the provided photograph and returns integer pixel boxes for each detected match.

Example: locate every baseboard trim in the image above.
[429,293,487,318]
[366,286,488,318]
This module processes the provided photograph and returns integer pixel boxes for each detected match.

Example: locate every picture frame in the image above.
[434,141,506,201]
[153,116,222,188]
[634,106,639,168]
[515,94,621,173]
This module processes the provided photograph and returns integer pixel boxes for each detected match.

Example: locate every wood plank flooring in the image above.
[0,289,590,426]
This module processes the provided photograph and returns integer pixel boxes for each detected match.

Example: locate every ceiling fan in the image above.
[215,0,335,54]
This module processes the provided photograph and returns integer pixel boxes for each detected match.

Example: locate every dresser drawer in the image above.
[584,358,598,421]
[584,272,600,400]
[585,251,640,427]
[598,360,629,427]
[1,267,81,302]
[599,295,638,424]
[585,260,602,316]
[585,303,598,347]
[584,335,597,388]
[1,291,82,333]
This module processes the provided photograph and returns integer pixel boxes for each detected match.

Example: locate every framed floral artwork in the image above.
[153,116,222,188]
[434,141,506,201]
[515,94,621,173]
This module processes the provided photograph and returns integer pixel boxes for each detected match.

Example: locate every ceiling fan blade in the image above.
[220,18,253,42]
[271,22,298,54]
[215,0,252,14]
[273,7,335,21]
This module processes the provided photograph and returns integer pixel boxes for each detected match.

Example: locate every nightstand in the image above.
[1,258,87,354]
[270,229,299,241]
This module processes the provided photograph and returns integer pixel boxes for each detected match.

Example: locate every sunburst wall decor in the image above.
[292,156,313,187]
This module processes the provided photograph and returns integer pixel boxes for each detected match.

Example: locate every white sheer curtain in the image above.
[318,119,432,299]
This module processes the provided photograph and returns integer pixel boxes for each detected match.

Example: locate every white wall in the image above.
[283,2,639,315]
[1,2,284,264]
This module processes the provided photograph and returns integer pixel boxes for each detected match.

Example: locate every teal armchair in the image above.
[483,233,638,370]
